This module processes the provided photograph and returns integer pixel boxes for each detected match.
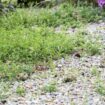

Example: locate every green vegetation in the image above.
[95,80,105,96]
[91,67,105,96]
[43,82,57,93]
[0,82,10,101]
[0,27,101,63]
[0,4,105,29]
[16,86,25,96]
[91,66,100,77]
[0,63,33,80]
[0,3,104,79]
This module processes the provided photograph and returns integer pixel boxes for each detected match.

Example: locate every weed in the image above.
[95,80,105,96]
[83,39,101,55]
[0,27,96,64]
[0,63,33,80]
[43,82,57,93]
[0,4,105,29]
[91,67,100,77]
[0,82,10,101]
[16,86,25,96]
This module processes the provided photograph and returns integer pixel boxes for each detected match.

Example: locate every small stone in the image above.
[57,64,62,68]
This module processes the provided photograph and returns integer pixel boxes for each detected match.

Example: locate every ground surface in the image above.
[0,22,105,105]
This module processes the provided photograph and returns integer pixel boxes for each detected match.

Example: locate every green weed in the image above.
[16,86,25,96]
[43,82,57,93]
[0,82,10,101]
[95,80,105,96]
[91,67,100,77]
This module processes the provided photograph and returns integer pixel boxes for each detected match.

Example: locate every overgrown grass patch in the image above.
[0,81,10,101]
[0,27,101,64]
[0,63,33,80]
[0,3,105,29]
[0,3,103,80]
[0,27,102,79]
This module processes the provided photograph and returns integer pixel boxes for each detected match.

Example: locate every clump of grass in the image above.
[92,68,105,96]
[0,82,10,101]
[62,68,79,83]
[96,85,105,96]
[0,63,33,80]
[43,82,57,93]
[91,66,100,77]
[95,80,105,96]
[84,41,101,55]
[16,86,25,96]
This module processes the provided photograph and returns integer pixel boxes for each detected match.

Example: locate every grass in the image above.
[0,3,104,79]
[16,86,25,96]
[91,66,100,77]
[95,80,105,96]
[43,81,57,93]
[0,27,80,63]
[0,4,105,29]
[0,28,101,64]
[91,67,105,96]
[0,81,10,101]
[0,63,33,80]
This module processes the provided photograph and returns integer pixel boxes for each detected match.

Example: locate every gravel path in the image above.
[0,22,105,105]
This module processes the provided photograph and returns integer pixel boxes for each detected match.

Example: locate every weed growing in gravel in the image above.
[91,67,105,96]
[96,85,105,96]
[0,82,10,101]
[0,63,33,80]
[16,86,25,96]
[43,82,57,93]
[93,67,105,96]
[91,66,100,77]
[84,41,101,55]
[95,80,105,96]
[62,68,79,83]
